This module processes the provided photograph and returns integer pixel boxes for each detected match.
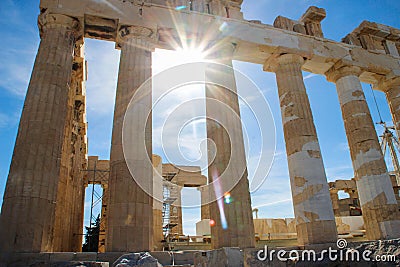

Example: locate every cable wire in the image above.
[369,84,383,123]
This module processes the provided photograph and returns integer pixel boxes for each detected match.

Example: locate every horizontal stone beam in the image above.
[40,0,400,87]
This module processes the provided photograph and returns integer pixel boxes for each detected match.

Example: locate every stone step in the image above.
[150,251,196,266]
[0,251,198,267]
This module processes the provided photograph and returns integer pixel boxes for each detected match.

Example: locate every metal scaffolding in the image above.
[162,181,179,237]
[370,84,400,186]
[81,162,110,251]
[161,170,181,240]
[378,122,400,186]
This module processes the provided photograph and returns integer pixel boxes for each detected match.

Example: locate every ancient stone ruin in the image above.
[1,0,400,266]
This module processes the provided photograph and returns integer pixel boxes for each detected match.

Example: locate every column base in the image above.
[194,247,243,267]
[296,220,337,246]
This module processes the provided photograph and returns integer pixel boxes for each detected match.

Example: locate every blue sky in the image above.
[1,0,400,235]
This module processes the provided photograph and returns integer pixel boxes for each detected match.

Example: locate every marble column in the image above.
[152,155,164,251]
[0,13,80,252]
[326,63,400,240]
[69,41,88,252]
[329,189,340,216]
[199,186,211,220]
[66,45,88,251]
[380,76,400,186]
[107,26,154,252]
[379,77,400,139]
[72,183,86,252]
[205,42,255,249]
[265,54,337,246]
[52,39,88,252]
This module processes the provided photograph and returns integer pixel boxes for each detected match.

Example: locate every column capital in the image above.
[222,0,243,6]
[325,61,362,83]
[375,72,400,92]
[206,39,237,60]
[38,12,81,38]
[116,25,156,49]
[263,53,304,72]
[329,188,339,194]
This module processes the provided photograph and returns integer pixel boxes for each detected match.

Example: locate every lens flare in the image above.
[92,0,123,15]
[175,5,186,10]
[224,192,232,204]
[212,168,228,229]
[175,48,206,63]
[219,22,228,32]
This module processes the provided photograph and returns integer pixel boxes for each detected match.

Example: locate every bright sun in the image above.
[153,47,207,74]
[175,48,206,63]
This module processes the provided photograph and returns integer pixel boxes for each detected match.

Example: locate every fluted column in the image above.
[52,39,88,252]
[266,54,337,246]
[199,186,211,220]
[98,183,108,253]
[152,154,164,251]
[107,26,154,252]
[0,13,80,252]
[206,42,255,249]
[326,63,400,240]
[329,189,340,216]
[378,76,400,139]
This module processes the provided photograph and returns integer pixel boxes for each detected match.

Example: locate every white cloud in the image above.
[0,114,11,128]
[274,149,285,157]
[0,47,37,97]
[0,112,20,129]
[303,73,318,81]
[0,1,38,97]
[0,0,36,34]
[325,163,354,181]
[253,198,292,209]
[85,39,120,115]
[250,152,294,219]
[182,208,201,235]
[337,141,350,152]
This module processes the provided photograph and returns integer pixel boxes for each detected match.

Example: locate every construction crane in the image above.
[378,121,400,186]
[369,84,400,186]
